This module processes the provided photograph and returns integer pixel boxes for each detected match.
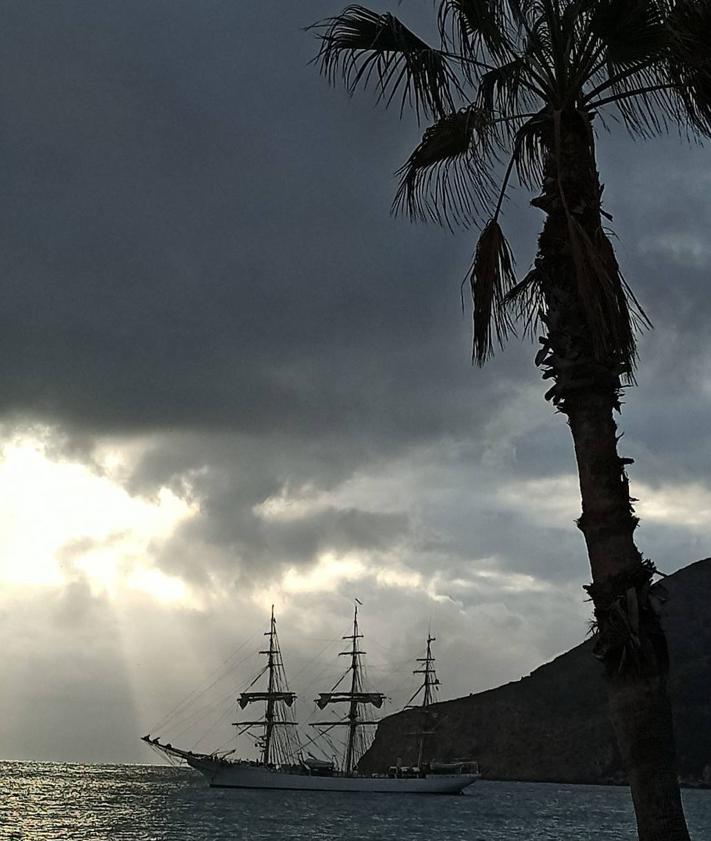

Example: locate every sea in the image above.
[0,762,709,841]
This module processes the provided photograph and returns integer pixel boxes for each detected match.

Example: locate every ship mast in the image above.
[406,634,439,767]
[263,606,278,764]
[234,605,298,765]
[344,604,364,774]
[312,602,385,774]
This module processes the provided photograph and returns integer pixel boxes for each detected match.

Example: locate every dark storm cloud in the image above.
[1,3,710,633]
[3,0,706,469]
[0,0,504,449]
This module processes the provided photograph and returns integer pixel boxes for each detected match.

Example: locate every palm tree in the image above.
[310,3,711,839]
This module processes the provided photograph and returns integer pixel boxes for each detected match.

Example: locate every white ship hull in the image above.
[186,756,477,794]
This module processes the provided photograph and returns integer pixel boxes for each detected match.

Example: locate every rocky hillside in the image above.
[360,558,711,784]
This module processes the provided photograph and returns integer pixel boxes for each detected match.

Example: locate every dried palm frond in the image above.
[545,108,650,370]
[565,217,650,371]
[393,106,499,226]
[469,219,517,364]
[313,5,457,118]
[511,113,547,187]
[504,266,544,337]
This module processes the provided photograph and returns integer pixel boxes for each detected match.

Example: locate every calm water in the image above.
[1,762,709,841]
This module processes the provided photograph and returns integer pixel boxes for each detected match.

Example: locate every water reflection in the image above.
[1,761,709,841]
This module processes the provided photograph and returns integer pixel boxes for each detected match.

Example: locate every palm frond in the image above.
[581,0,678,139]
[438,1,512,62]
[589,0,667,66]
[566,217,649,371]
[504,266,544,337]
[560,0,595,39]
[665,0,711,134]
[511,112,547,186]
[594,81,677,137]
[506,0,542,29]
[469,219,517,364]
[314,5,457,118]
[479,57,538,113]
[393,107,500,226]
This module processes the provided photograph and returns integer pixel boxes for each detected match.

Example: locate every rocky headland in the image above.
[360,558,711,785]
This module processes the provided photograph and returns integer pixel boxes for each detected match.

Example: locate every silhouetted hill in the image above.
[361,559,711,784]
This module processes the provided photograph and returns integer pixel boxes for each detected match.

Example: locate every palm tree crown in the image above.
[313,1,711,370]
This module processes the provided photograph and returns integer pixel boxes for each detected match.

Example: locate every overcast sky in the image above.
[1,1,710,764]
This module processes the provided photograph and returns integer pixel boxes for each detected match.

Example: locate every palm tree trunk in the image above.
[534,110,690,841]
[567,389,689,841]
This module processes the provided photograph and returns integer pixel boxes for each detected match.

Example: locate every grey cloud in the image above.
[0,1,502,449]
[4,0,705,483]
[0,2,708,464]
[163,499,410,583]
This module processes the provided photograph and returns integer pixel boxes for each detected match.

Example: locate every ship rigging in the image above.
[311,602,386,773]
[405,633,439,769]
[234,606,299,766]
[141,603,478,794]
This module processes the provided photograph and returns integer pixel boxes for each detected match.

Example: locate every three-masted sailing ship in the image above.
[142,604,478,794]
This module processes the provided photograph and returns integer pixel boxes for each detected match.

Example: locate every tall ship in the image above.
[142,604,478,794]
